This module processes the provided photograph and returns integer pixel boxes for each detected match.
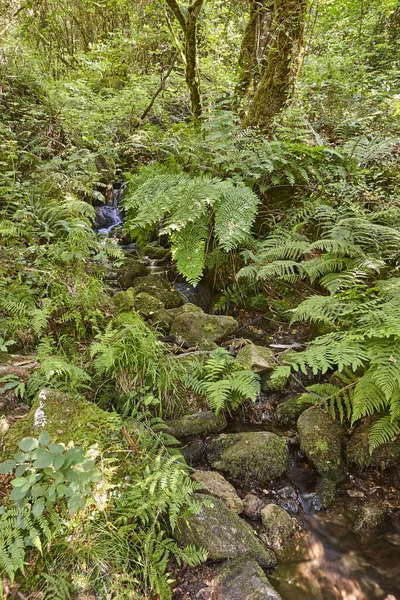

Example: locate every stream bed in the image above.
[95,187,400,600]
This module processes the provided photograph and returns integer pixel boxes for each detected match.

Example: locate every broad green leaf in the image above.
[11,477,27,487]
[0,459,16,474]
[33,448,53,469]
[15,465,28,477]
[19,437,39,452]
[53,455,65,470]
[32,497,45,517]
[57,484,68,497]
[38,431,51,446]
[49,443,64,455]
[31,485,46,498]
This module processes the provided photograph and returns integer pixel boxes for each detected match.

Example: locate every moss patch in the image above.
[3,389,120,457]
[206,432,290,486]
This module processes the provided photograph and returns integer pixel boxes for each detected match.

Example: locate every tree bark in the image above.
[244,0,308,130]
[235,0,272,100]
[164,0,205,124]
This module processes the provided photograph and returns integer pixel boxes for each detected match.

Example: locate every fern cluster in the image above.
[272,280,400,451]
[184,348,260,413]
[123,164,259,284]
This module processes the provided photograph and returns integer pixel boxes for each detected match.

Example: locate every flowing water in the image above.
[270,456,400,600]
[95,183,125,234]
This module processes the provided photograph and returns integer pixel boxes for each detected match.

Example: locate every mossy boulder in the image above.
[144,244,171,261]
[133,292,164,318]
[170,313,238,347]
[236,344,276,375]
[150,303,203,333]
[353,502,386,540]
[192,470,243,513]
[175,495,277,568]
[260,504,301,552]
[276,397,308,426]
[133,275,185,309]
[166,411,227,439]
[2,389,120,456]
[206,432,290,486]
[118,258,148,289]
[347,417,400,470]
[211,557,282,600]
[297,407,344,482]
[111,288,136,313]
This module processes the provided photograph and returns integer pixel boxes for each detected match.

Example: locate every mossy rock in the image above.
[297,407,344,483]
[133,275,185,309]
[118,258,148,289]
[211,557,282,600]
[2,389,120,456]
[134,292,164,318]
[260,504,300,553]
[192,470,243,513]
[170,313,238,347]
[111,288,136,314]
[175,494,277,568]
[276,397,308,426]
[236,344,276,375]
[347,417,400,470]
[206,432,290,486]
[150,303,203,333]
[166,411,227,439]
[143,244,171,261]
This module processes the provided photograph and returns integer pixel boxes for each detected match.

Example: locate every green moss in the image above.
[207,432,290,485]
[3,389,121,457]
[150,303,203,333]
[166,411,227,439]
[118,258,148,289]
[134,292,164,317]
[236,344,275,374]
[170,313,238,346]
[347,417,400,470]
[297,407,344,482]
[133,275,185,309]
[276,396,307,425]
[112,289,136,313]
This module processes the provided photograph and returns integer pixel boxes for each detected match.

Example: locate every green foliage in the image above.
[90,312,184,412]
[123,165,259,283]
[0,431,100,581]
[184,348,260,413]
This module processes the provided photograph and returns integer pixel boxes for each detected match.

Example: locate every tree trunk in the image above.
[164,0,205,124]
[235,0,272,100]
[244,0,307,130]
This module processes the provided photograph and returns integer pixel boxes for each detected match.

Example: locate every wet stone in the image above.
[211,557,282,600]
[192,470,243,513]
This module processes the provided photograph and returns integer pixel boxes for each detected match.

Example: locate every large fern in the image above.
[123,165,259,283]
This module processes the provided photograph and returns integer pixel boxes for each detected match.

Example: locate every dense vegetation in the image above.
[0,0,399,597]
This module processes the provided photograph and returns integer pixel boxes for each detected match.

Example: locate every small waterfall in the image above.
[95,183,126,235]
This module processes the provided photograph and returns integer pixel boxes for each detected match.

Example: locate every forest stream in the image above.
[95,192,400,600]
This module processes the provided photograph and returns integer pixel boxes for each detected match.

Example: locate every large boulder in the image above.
[132,275,185,309]
[260,504,301,553]
[211,557,282,600]
[175,495,276,568]
[2,389,119,455]
[297,407,344,482]
[170,313,238,347]
[236,344,276,375]
[150,303,203,333]
[192,470,243,513]
[166,411,226,439]
[111,289,136,314]
[206,432,290,486]
[347,417,400,470]
[118,258,148,289]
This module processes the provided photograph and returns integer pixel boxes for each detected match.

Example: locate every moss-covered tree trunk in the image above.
[164,0,205,124]
[244,0,307,129]
[235,0,272,100]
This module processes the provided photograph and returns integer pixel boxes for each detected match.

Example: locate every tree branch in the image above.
[164,0,187,31]
[136,50,178,125]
